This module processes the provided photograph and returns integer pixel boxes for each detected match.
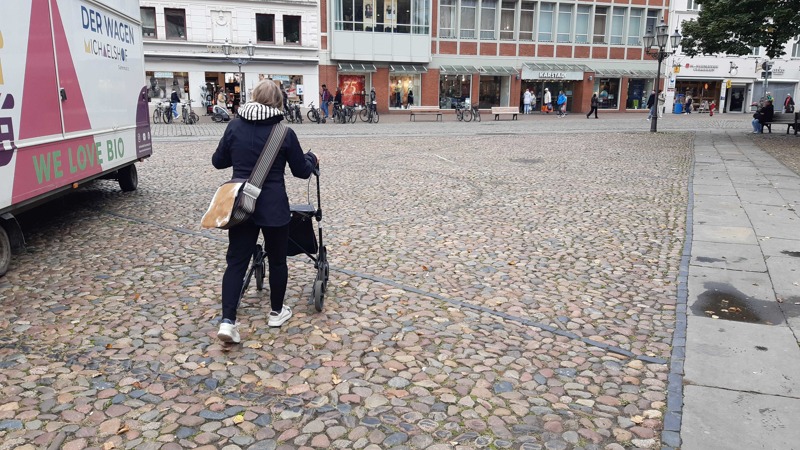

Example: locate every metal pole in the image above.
[651,51,663,133]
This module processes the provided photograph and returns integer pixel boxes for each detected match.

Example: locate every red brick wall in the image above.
[556,45,572,58]
[421,69,440,107]
[460,42,477,55]
[321,35,327,51]
[610,48,625,60]
[320,0,327,34]
[374,67,390,113]
[574,46,590,58]
[439,41,457,55]
[499,43,516,57]
[538,44,554,57]
[319,65,338,96]
[480,43,497,56]
[592,47,608,59]
[519,44,535,57]
[626,48,643,60]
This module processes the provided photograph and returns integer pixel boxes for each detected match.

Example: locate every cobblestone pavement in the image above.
[1,128,700,450]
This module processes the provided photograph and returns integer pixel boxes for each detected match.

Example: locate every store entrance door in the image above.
[728,87,745,113]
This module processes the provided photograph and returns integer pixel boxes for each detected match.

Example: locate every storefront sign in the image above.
[684,63,719,72]
[772,67,785,76]
[522,67,583,80]
[206,44,250,55]
[153,71,173,78]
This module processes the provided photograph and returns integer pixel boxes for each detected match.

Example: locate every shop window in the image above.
[499,1,515,40]
[460,0,477,39]
[610,7,625,45]
[439,0,456,37]
[628,8,642,46]
[596,78,619,109]
[140,7,156,38]
[519,1,535,41]
[283,15,301,44]
[256,14,275,43]
[389,75,419,108]
[575,5,590,44]
[626,78,653,109]
[538,3,554,42]
[478,76,501,108]
[480,0,497,40]
[258,74,304,104]
[556,4,572,43]
[165,8,186,40]
[593,6,607,44]
[439,74,471,109]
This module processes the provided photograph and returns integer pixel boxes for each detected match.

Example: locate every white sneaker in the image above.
[268,306,292,328]
[217,319,240,343]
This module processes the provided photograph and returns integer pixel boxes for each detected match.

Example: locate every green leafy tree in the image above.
[679,0,800,59]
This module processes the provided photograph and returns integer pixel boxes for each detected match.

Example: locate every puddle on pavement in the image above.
[780,250,800,258]
[696,256,725,263]
[691,283,785,325]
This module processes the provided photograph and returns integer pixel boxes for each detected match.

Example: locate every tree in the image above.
[679,0,800,59]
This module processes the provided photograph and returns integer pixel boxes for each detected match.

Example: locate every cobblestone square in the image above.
[0,127,744,450]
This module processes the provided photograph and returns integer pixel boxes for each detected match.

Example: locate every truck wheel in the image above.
[0,225,10,277]
[118,164,138,192]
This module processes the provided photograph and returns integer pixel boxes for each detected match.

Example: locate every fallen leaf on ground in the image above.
[116,425,129,435]
[103,442,115,450]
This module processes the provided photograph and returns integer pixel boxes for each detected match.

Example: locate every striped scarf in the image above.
[237,102,284,121]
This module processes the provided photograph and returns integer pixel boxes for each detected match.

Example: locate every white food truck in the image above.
[0,0,152,276]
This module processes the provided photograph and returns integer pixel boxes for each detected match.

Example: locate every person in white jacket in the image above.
[523,89,532,114]
[544,88,552,114]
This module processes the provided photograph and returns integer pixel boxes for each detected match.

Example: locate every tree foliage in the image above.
[679,0,800,59]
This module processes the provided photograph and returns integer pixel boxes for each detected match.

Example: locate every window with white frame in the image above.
[575,5,590,44]
[610,7,625,44]
[751,46,761,56]
[627,8,642,45]
[593,6,607,43]
[140,7,156,38]
[645,9,658,34]
[793,36,800,57]
[557,3,572,43]
[538,2,554,42]
[439,0,456,38]
[519,1,535,41]
[460,0,477,38]
[480,0,497,39]
[165,8,186,40]
[687,0,700,10]
[412,0,431,34]
[499,1,515,40]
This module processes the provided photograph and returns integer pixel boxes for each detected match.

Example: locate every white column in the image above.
[188,71,206,108]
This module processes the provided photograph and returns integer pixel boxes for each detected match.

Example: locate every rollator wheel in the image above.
[312,280,324,312]
[255,261,264,291]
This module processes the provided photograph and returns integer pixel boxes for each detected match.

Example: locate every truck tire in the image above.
[0,225,10,277]
[118,164,138,192]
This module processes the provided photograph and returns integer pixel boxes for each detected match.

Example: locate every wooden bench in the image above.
[763,112,799,135]
[409,106,442,122]
[491,106,518,121]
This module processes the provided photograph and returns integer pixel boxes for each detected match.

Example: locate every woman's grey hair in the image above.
[250,80,283,109]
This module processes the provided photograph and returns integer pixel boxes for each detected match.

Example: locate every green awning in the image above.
[439,65,478,75]
[337,63,377,73]
[390,64,428,74]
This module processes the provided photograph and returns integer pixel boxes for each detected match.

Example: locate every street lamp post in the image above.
[642,21,681,132]
[221,39,256,105]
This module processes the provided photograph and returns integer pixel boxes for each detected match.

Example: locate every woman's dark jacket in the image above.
[591,96,598,107]
[757,104,774,124]
[212,103,317,228]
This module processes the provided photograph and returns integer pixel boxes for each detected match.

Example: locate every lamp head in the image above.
[642,28,655,52]
[246,40,255,57]
[655,21,669,48]
[670,28,682,50]
[222,39,232,56]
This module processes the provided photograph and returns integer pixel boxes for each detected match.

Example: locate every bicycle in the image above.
[306,102,323,124]
[344,105,358,123]
[331,102,346,124]
[455,102,472,122]
[181,103,199,124]
[152,102,172,124]
[470,104,481,122]
[358,102,379,123]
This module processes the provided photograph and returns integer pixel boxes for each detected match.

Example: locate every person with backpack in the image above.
[586,93,599,119]
[556,90,567,118]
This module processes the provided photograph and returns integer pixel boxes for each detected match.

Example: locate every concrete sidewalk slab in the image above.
[681,385,800,450]
[692,225,758,245]
[689,240,766,272]
[687,266,783,325]
[684,316,800,397]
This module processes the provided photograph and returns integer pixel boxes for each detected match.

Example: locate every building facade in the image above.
[320,0,675,114]
[668,0,800,114]
[139,0,319,112]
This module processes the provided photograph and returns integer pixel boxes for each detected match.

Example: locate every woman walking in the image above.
[212,81,319,343]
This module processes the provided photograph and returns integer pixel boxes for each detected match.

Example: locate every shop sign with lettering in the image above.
[207,44,249,54]
[684,63,719,72]
[153,71,173,78]
[522,68,584,80]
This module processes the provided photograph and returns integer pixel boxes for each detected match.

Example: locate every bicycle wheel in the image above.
[164,111,173,124]
[372,111,379,123]
[182,108,188,123]
[456,109,464,121]
[189,112,199,124]
[475,110,481,122]
[152,109,161,124]
[349,110,357,123]
[307,110,315,121]
[463,109,473,122]
[359,108,369,122]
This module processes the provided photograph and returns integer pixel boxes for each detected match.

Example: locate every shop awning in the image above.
[439,65,479,75]
[389,64,428,74]
[479,66,518,76]
[589,62,657,79]
[337,63,377,73]
[523,62,591,73]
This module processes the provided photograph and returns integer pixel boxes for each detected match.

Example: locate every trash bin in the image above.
[673,103,683,114]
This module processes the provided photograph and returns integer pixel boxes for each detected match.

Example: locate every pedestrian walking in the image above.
[684,95,693,114]
[212,80,320,343]
[556,90,567,117]
[784,94,795,113]
[709,100,716,117]
[586,93,599,119]
[170,89,180,119]
[646,90,656,120]
[657,91,665,118]
[543,88,552,114]
[369,86,376,112]
[320,84,331,119]
[216,89,226,108]
[523,89,532,114]
[407,88,414,108]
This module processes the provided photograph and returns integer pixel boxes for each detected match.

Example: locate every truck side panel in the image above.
[0,0,152,214]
